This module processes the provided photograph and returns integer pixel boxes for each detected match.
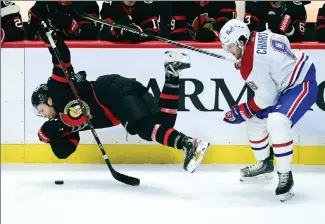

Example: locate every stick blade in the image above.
[113,171,140,186]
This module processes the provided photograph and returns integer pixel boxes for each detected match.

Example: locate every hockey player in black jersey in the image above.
[316,3,325,42]
[244,1,310,42]
[31,27,210,173]
[26,1,99,40]
[0,1,24,43]
[99,1,161,42]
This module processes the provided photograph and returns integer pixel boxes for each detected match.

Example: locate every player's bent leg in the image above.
[267,112,294,202]
[156,53,186,127]
[240,117,274,182]
[116,93,209,173]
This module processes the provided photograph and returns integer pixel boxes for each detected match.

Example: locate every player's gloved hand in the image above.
[1,28,5,44]
[38,120,65,143]
[119,23,143,42]
[38,21,60,45]
[267,11,293,35]
[50,13,80,37]
[223,103,253,124]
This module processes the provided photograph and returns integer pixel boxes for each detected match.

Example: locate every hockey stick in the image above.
[78,13,237,63]
[40,21,140,186]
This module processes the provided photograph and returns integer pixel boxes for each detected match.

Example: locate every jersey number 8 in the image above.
[271,40,296,60]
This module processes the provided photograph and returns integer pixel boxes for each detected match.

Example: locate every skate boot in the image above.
[276,171,294,202]
[240,151,274,182]
[182,136,210,173]
[164,51,191,79]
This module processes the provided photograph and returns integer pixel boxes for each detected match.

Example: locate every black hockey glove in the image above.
[38,120,66,143]
[118,23,144,42]
[38,21,60,45]
[49,13,80,37]
[267,11,293,35]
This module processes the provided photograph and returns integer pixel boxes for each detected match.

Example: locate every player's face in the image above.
[37,104,57,120]
[123,1,136,6]
[226,43,242,60]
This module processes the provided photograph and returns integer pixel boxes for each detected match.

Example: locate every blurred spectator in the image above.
[316,3,325,42]
[244,1,310,42]
[167,1,236,42]
[1,1,24,44]
[26,1,99,40]
[99,1,161,42]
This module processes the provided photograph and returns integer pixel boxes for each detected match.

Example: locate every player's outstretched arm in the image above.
[38,26,75,80]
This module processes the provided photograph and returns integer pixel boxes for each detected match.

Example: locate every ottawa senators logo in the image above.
[59,100,90,131]
[188,13,216,37]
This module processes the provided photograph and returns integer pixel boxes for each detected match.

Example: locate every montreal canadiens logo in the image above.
[59,100,90,127]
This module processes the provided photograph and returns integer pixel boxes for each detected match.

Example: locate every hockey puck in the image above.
[55,180,64,185]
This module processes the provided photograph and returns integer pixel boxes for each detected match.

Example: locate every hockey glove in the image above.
[50,13,80,37]
[267,11,293,35]
[223,103,253,124]
[38,120,65,143]
[38,22,60,45]
[119,23,143,42]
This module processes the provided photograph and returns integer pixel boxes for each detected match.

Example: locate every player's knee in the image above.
[246,117,268,138]
[267,112,292,140]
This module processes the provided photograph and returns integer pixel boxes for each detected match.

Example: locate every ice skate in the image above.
[240,151,274,182]
[164,51,191,79]
[276,171,294,202]
[182,137,210,173]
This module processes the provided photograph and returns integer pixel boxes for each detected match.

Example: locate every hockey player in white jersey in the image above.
[219,19,318,202]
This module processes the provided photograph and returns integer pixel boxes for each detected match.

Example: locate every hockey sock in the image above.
[267,113,293,173]
[249,135,270,161]
[158,76,180,127]
[151,124,186,150]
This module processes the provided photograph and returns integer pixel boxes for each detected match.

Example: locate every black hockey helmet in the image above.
[31,83,50,110]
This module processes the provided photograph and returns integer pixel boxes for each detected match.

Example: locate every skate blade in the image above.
[240,173,274,183]
[278,189,294,202]
[186,142,210,173]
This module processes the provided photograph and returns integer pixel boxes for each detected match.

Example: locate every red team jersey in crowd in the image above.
[0,1,24,43]
[244,1,308,42]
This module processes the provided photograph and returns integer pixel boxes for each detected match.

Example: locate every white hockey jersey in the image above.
[239,30,313,113]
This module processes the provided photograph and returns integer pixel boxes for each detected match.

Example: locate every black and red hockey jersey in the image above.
[43,37,120,135]
[1,1,24,42]
[316,3,325,42]
[99,1,160,41]
[168,1,236,41]
[26,1,99,40]
[244,1,309,42]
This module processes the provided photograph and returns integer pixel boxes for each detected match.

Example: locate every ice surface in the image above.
[1,164,325,224]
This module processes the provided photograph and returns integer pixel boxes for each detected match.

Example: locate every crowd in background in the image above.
[1,1,325,44]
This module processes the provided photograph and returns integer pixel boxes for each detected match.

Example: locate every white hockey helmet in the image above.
[219,19,250,55]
